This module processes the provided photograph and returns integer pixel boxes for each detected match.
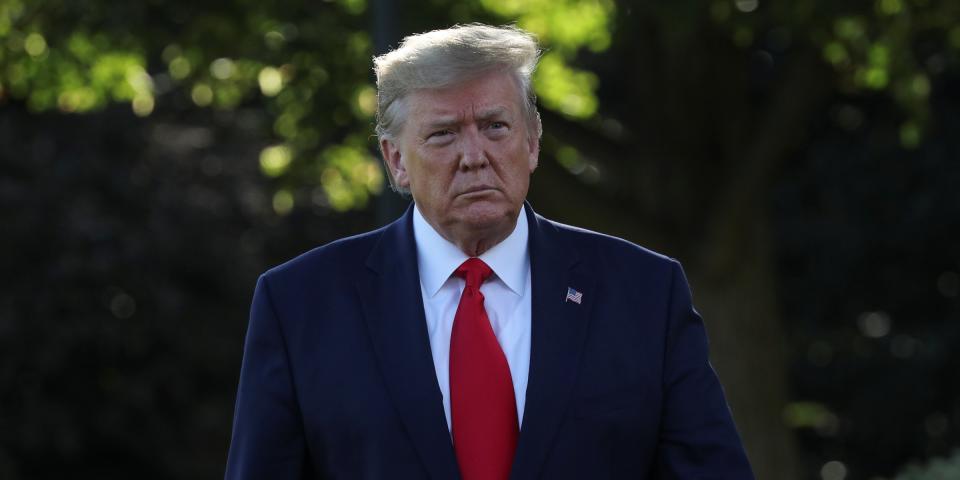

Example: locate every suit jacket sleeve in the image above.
[655,260,754,479]
[225,274,311,479]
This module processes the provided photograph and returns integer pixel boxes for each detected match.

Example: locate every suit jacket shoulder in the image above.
[263,225,386,287]
[539,216,680,287]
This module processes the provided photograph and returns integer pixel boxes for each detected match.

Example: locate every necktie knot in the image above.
[455,258,493,290]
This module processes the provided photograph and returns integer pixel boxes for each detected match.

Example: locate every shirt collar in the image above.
[413,203,529,298]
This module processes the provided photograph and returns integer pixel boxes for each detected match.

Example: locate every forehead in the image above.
[405,71,524,121]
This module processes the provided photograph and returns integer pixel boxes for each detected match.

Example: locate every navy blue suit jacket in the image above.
[225,203,753,479]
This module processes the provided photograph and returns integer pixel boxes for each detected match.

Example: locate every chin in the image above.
[456,203,518,231]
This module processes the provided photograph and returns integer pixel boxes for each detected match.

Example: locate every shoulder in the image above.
[538,215,680,275]
[259,224,388,292]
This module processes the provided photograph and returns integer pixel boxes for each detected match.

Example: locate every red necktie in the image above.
[449,258,518,480]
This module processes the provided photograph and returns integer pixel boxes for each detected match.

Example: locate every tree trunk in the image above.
[687,213,798,480]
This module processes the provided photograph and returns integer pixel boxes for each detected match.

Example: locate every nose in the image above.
[458,129,488,171]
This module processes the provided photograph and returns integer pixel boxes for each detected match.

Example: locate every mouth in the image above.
[458,185,498,196]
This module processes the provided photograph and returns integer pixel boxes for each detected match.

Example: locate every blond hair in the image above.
[373,23,543,144]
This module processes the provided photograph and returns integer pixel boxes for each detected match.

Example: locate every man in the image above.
[226,24,753,479]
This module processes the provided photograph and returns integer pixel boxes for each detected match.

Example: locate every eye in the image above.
[485,121,509,137]
[428,129,453,139]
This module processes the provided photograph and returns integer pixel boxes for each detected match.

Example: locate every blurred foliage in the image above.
[700,0,960,147]
[773,76,960,478]
[0,101,381,478]
[896,449,960,480]
[0,0,616,210]
[3,0,956,198]
[1,0,387,212]
[478,0,614,119]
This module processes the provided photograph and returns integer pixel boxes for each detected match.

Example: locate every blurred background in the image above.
[1,0,959,478]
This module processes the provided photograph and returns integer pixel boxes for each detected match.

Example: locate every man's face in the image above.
[381,70,540,244]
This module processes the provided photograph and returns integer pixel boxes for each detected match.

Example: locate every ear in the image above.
[380,138,410,189]
[526,132,541,173]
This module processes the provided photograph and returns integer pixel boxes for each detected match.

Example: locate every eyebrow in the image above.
[421,117,459,132]
[420,107,512,132]
[476,106,509,122]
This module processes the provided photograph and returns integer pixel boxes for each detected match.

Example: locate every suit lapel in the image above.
[357,204,461,480]
[511,204,596,480]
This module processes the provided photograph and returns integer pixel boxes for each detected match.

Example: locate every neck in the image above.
[431,217,518,257]
[451,230,511,257]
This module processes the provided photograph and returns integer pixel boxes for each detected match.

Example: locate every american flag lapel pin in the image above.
[565,287,583,304]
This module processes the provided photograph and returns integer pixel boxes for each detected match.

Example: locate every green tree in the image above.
[519,2,959,478]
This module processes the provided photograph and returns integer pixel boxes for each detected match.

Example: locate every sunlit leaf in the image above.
[260,144,293,177]
[272,189,295,215]
[533,52,598,119]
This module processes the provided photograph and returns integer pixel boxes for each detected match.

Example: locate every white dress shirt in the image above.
[412,204,532,432]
